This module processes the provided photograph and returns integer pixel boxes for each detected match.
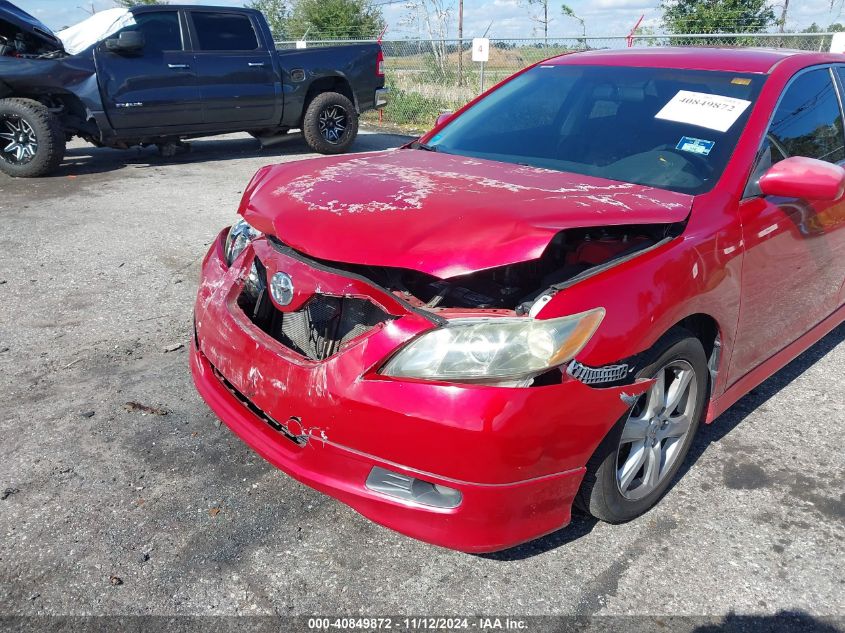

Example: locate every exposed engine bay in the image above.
[283,224,682,314]
[0,19,64,58]
[0,29,55,58]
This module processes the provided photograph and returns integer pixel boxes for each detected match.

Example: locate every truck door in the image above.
[187,9,280,127]
[95,9,203,131]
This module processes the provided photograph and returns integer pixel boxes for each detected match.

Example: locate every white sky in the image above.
[17,0,845,39]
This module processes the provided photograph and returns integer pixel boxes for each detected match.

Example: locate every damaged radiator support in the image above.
[268,225,683,313]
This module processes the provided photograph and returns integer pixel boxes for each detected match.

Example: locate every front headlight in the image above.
[224,219,262,266]
[380,308,605,385]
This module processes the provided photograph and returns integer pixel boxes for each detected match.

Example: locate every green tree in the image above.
[561,3,586,47]
[285,0,385,39]
[246,0,290,38]
[113,0,167,7]
[660,0,776,34]
[561,4,585,38]
[521,0,552,45]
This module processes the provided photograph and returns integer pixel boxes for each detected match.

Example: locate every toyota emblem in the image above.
[270,272,294,306]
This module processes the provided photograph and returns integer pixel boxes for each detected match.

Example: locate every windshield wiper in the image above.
[416,142,438,152]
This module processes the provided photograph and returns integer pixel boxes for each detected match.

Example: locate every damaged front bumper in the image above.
[191,231,650,552]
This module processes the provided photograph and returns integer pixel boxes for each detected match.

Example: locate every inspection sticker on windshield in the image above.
[655,90,752,133]
[676,136,715,156]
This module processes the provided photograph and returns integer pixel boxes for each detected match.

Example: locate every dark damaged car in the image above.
[0,2,386,176]
[192,48,845,552]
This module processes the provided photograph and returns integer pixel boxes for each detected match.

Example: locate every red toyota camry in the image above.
[191,47,845,552]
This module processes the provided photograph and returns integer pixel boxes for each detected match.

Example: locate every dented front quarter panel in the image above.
[538,188,745,406]
[0,54,103,114]
[194,232,652,485]
[240,149,693,277]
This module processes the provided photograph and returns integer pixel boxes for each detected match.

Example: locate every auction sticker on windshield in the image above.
[655,90,752,132]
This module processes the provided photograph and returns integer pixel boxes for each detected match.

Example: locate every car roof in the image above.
[547,47,840,74]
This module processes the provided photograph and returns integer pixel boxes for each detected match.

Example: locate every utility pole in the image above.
[458,0,464,86]
[779,0,790,32]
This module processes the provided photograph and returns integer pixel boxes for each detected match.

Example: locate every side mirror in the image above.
[435,111,453,128]
[759,156,845,201]
[105,31,145,53]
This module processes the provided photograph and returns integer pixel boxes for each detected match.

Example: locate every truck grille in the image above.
[239,258,393,361]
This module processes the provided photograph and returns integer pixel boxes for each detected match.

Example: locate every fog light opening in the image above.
[365,467,462,509]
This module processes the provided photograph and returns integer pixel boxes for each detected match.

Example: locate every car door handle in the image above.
[248,62,265,67]
[168,63,190,69]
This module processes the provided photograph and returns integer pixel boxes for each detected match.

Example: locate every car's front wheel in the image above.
[302,92,358,155]
[0,98,66,178]
[576,329,708,523]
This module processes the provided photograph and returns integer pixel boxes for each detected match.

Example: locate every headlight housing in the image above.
[380,308,605,385]
[224,219,262,267]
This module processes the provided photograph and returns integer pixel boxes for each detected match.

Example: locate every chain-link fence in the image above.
[278,33,839,132]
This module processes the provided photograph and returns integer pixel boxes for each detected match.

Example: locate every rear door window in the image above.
[191,12,259,51]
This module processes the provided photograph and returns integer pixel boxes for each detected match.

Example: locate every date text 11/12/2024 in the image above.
[307,617,529,630]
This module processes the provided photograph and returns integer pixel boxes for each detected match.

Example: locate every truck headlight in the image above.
[380,308,605,384]
[224,219,262,266]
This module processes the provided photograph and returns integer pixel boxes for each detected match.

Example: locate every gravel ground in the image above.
[0,131,843,625]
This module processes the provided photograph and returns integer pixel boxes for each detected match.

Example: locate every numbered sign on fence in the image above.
[472,38,489,63]
[831,33,845,53]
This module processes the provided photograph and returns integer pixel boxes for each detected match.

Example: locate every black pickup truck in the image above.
[0,1,387,176]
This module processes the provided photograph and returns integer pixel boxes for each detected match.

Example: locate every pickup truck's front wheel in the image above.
[0,98,66,178]
[302,92,358,155]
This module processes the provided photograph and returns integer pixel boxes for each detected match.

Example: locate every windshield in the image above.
[57,8,134,55]
[425,65,766,195]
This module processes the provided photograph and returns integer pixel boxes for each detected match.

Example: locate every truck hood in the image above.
[0,1,64,53]
[241,149,694,278]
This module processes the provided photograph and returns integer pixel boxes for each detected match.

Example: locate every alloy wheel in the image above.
[616,359,698,501]
[0,116,38,164]
[318,105,348,144]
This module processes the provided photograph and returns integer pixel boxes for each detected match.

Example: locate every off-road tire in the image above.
[302,91,358,155]
[575,328,709,523]
[0,98,65,178]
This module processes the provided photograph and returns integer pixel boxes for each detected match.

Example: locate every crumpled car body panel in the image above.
[192,231,653,551]
[0,55,101,115]
[241,149,693,277]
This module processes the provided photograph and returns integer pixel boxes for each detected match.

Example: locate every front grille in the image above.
[239,258,393,361]
[277,295,390,360]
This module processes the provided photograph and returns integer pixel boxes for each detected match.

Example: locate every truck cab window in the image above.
[117,11,182,53]
[192,13,259,51]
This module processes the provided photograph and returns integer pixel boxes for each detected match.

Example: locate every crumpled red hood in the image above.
[240,149,693,278]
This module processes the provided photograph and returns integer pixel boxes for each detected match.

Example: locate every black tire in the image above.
[575,328,708,523]
[0,98,65,177]
[302,91,358,154]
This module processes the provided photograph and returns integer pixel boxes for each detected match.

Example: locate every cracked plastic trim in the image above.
[267,235,447,326]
